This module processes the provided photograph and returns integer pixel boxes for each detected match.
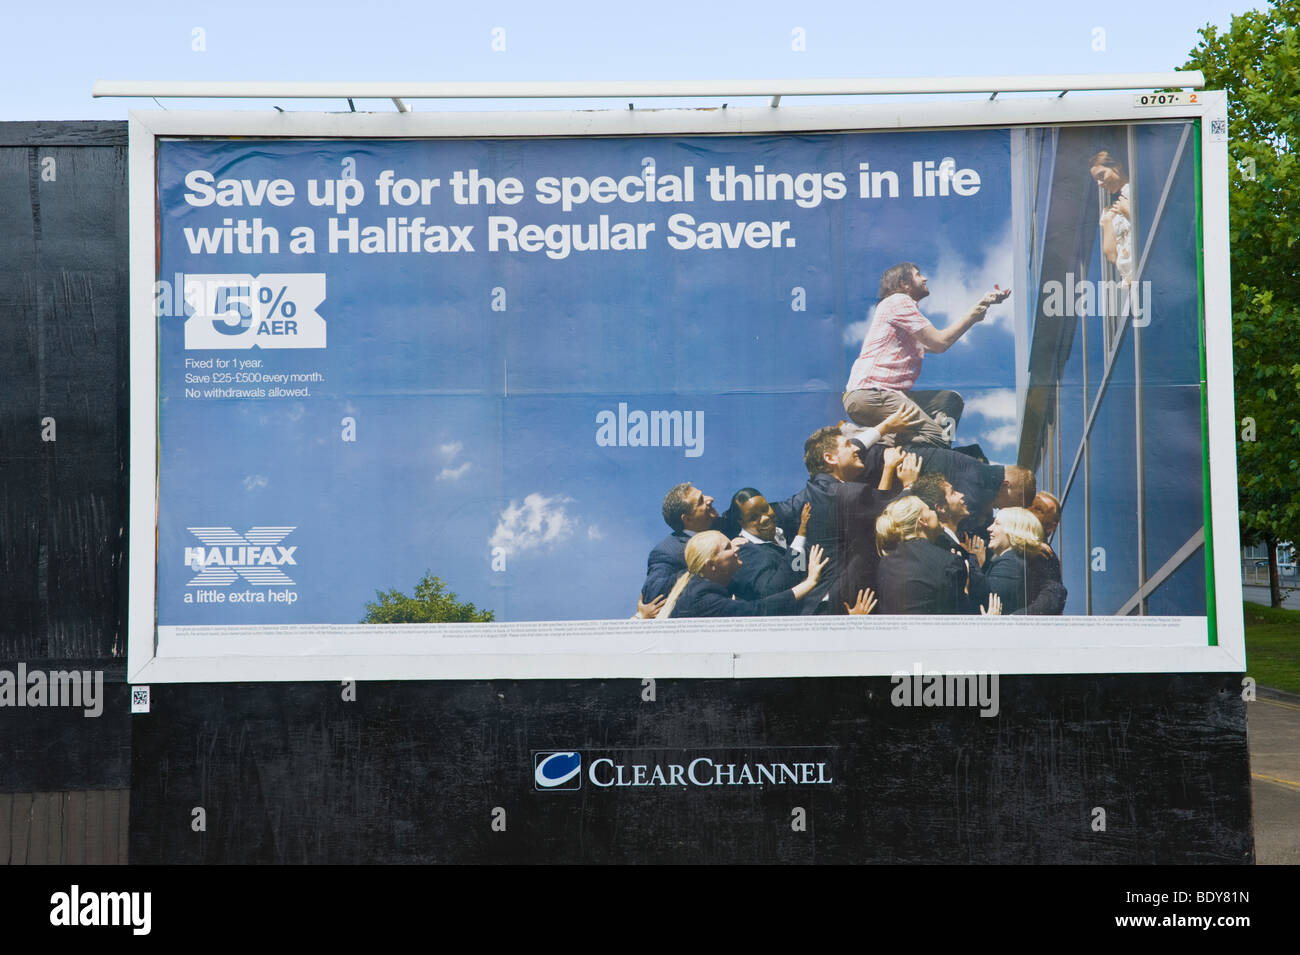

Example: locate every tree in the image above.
[362,571,494,623]
[1233,290,1300,605]
[1184,2,1300,606]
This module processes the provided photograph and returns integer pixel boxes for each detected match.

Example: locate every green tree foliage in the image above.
[1184,2,1300,605]
[1187,2,1300,293]
[362,571,494,623]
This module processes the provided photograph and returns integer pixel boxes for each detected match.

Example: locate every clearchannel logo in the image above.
[534,752,583,790]
[533,748,835,791]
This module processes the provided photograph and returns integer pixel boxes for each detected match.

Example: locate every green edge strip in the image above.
[1193,123,1218,645]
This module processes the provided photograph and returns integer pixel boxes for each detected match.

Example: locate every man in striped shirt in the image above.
[844,262,1010,447]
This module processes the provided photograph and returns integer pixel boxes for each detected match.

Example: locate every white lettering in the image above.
[588,757,616,787]
[687,757,713,786]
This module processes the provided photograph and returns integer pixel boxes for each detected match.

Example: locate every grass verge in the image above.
[1243,601,1300,695]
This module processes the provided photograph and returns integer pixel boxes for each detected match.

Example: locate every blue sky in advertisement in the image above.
[156,132,1017,622]
[0,1,1264,120]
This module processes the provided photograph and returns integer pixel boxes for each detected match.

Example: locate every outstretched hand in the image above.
[979,285,1012,310]
[980,593,1002,616]
[637,593,666,619]
[844,588,878,615]
[805,544,829,585]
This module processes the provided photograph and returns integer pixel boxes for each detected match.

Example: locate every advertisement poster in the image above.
[133,101,1242,680]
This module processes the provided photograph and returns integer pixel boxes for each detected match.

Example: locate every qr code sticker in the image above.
[1210,118,1227,138]
[131,685,150,713]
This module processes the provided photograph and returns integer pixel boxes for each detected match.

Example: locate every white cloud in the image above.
[843,305,876,348]
[437,461,472,482]
[963,388,1017,422]
[980,423,1019,453]
[435,438,471,481]
[587,524,604,541]
[489,493,577,556]
[242,474,268,491]
[960,388,1018,455]
[924,229,1016,341]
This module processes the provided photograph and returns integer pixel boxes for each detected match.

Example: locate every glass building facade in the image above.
[1012,122,1208,616]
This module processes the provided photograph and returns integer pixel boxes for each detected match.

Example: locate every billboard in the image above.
[127,94,1242,681]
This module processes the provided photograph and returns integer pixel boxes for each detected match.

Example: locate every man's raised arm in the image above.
[913,287,1011,354]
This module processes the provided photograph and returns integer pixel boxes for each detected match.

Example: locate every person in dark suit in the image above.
[641,482,719,601]
[890,445,1038,542]
[725,489,809,602]
[983,507,1055,615]
[661,532,875,618]
[769,424,907,613]
[836,444,920,613]
[909,470,989,610]
[1025,491,1068,614]
[875,496,1002,615]
[659,532,824,618]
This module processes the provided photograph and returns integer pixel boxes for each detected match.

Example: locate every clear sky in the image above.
[1,0,1263,120]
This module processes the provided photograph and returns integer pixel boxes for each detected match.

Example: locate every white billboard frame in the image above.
[127,92,1242,683]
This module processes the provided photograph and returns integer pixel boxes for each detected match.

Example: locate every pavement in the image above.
[1251,688,1300,864]
[1240,588,1300,863]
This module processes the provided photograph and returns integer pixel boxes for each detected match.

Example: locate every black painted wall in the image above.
[0,122,1254,865]
[129,675,1251,864]
[0,125,131,822]
[0,122,129,662]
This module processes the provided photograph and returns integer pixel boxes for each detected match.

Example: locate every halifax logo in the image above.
[185,526,298,587]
